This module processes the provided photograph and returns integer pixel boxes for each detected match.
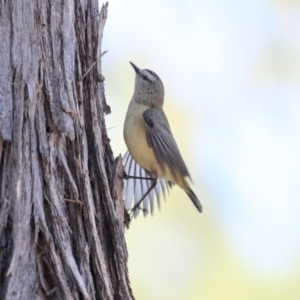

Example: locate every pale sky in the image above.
[102,0,300,298]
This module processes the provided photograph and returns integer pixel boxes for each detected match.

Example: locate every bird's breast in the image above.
[123,102,159,176]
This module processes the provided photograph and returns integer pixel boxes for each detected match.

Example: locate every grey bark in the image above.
[0,1,133,299]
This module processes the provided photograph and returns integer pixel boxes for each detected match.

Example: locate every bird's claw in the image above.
[130,204,148,218]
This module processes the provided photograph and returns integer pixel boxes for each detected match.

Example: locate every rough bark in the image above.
[0,1,133,299]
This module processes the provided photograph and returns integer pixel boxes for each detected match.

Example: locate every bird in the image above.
[123,62,202,217]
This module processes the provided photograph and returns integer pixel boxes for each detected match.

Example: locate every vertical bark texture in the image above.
[0,1,132,299]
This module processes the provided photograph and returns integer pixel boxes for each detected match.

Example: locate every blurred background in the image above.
[102,0,300,299]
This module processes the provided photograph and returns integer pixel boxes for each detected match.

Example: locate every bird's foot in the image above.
[122,170,156,181]
[122,170,129,180]
[130,203,148,218]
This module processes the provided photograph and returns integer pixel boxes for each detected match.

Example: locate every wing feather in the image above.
[143,109,190,179]
[123,151,171,216]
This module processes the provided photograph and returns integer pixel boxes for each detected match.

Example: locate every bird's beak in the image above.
[130,62,140,75]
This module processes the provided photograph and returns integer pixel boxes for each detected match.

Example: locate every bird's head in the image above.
[130,62,165,108]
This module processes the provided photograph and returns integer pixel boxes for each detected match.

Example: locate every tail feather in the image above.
[186,189,202,212]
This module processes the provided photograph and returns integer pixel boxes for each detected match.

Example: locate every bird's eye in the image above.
[142,75,151,82]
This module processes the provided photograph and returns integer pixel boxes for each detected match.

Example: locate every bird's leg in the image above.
[130,179,157,216]
[123,170,156,181]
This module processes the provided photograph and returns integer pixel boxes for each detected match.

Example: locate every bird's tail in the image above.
[186,188,202,213]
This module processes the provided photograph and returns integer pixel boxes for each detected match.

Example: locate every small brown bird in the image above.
[123,62,202,216]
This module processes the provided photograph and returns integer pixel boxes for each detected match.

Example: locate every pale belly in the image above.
[124,105,159,176]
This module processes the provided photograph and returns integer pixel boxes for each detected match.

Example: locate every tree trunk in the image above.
[0,1,132,299]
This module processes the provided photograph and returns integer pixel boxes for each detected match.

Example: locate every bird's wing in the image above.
[143,108,190,180]
[123,151,173,217]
